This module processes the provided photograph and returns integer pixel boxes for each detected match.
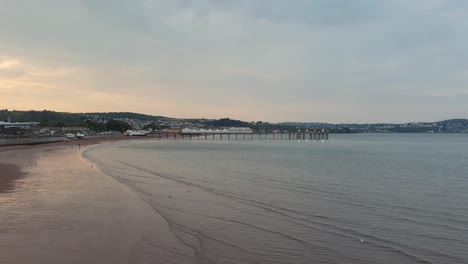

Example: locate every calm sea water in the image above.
[85,134,468,264]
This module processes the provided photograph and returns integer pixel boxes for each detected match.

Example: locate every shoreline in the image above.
[0,137,67,147]
[0,135,140,152]
[0,135,147,194]
[0,136,181,264]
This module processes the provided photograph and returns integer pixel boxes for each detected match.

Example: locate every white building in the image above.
[228,127,252,133]
[0,121,40,131]
[182,127,252,134]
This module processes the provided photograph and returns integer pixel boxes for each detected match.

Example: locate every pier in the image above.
[146,131,329,141]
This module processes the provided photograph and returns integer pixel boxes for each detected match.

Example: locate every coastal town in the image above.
[285,119,468,133]
[1,110,468,141]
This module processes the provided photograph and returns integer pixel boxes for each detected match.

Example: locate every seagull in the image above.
[360,239,365,243]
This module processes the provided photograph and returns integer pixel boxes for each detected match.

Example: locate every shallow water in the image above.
[85,134,468,264]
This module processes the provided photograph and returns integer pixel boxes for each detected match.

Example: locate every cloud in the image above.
[0,58,27,78]
[0,59,21,69]
[1,0,468,122]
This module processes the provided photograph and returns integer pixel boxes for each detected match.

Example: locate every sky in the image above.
[1,0,468,123]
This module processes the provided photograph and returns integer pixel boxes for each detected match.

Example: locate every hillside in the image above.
[1,109,467,133]
[0,110,166,124]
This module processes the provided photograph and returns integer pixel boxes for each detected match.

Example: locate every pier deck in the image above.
[145,132,329,140]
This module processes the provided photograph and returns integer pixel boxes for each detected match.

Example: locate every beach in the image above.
[0,137,194,264]
[0,136,134,195]
[1,134,468,264]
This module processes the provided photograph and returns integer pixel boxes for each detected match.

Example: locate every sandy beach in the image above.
[0,136,137,195]
[0,136,192,264]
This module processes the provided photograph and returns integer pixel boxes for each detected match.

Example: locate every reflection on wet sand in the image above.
[0,144,192,264]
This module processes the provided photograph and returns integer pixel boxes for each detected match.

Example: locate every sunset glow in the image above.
[1,1,468,122]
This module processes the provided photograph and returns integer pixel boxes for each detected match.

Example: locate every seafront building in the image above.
[0,121,40,131]
[181,127,253,134]
[47,126,90,133]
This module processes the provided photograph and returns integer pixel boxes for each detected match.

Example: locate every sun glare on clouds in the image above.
[1,0,468,122]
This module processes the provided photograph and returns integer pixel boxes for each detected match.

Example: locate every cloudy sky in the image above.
[1,0,468,123]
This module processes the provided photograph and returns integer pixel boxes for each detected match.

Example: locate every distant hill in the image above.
[0,110,167,124]
[204,118,252,128]
[85,112,167,122]
[283,119,468,133]
[0,109,84,124]
[1,109,466,133]
[281,122,335,129]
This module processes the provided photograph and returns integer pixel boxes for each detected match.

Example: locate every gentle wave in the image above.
[84,136,468,264]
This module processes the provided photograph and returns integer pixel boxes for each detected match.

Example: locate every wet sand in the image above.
[0,136,142,194]
[0,163,24,193]
[0,137,190,264]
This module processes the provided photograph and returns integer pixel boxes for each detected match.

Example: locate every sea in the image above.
[84,134,468,264]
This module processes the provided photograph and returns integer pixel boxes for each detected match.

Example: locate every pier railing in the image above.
[145,132,329,140]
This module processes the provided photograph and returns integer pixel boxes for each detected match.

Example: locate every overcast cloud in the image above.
[1,0,468,122]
